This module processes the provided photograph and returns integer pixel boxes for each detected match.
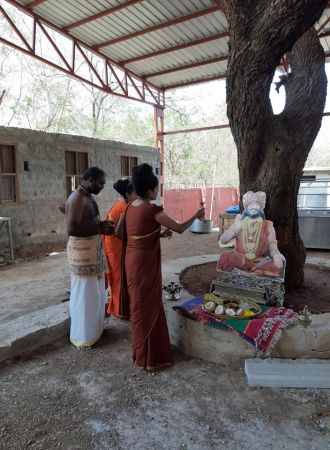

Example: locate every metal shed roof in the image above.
[1,0,330,105]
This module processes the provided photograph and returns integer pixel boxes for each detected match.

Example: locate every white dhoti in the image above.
[67,235,107,348]
[69,275,106,347]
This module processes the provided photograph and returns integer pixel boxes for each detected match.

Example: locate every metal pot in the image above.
[190,219,213,234]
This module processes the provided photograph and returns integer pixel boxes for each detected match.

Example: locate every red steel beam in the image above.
[317,15,330,33]
[212,0,224,11]
[1,0,164,106]
[64,0,143,31]
[144,55,228,79]
[95,5,220,49]
[121,32,229,65]
[0,4,32,51]
[163,111,330,136]
[164,74,226,90]
[163,124,229,136]
[26,0,48,8]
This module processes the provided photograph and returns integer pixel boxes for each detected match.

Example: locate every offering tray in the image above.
[202,293,262,320]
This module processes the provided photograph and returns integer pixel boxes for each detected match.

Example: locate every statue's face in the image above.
[246,201,263,218]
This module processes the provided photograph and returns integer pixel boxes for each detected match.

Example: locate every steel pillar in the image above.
[154,106,165,204]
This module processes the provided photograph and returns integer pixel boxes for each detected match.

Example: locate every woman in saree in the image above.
[104,179,136,318]
[125,164,205,370]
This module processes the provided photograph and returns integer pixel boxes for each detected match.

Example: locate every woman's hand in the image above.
[100,220,116,235]
[161,228,173,239]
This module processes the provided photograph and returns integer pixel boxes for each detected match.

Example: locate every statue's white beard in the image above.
[244,209,264,219]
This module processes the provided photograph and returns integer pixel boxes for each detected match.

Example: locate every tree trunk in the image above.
[224,0,328,290]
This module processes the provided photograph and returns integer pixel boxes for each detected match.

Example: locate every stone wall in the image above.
[0,127,159,249]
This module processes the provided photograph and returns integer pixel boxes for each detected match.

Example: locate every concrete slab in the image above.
[0,303,69,363]
[245,358,330,388]
[271,313,330,359]
[305,256,330,270]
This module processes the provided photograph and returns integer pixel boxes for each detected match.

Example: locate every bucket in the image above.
[190,219,213,234]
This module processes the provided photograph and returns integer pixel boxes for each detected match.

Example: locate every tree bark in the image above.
[224,0,328,290]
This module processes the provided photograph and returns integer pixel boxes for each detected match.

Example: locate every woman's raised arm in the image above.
[155,207,205,234]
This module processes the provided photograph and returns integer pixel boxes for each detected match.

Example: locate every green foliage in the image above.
[0,46,328,188]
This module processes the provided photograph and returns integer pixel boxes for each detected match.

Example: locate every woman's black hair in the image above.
[113,178,134,200]
[132,163,158,198]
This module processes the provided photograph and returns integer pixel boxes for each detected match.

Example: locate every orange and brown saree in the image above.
[125,202,172,370]
[104,199,127,317]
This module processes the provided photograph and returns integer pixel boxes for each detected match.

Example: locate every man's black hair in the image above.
[82,167,106,181]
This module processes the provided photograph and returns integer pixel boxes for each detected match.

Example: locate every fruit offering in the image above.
[203,294,261,319]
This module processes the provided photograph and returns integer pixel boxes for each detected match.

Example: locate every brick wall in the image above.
[0,127,159,248]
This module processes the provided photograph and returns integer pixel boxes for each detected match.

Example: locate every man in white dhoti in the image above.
[65,167,115,348]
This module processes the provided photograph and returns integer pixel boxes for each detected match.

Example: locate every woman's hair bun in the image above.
[132,163,158,198]
[113,178,133,198]
[132,163,153,178]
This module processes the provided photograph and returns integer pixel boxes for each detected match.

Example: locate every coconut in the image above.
[204,301,216,312]
[214,305,224,316]
[225,308,236,316]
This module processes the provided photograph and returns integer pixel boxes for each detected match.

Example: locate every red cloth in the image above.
[173,296,298,352]
[125,202,172,370]
[218,220,281,277]
[104,199,127,317]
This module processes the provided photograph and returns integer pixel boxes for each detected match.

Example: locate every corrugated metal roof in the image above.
[13,0,330,90]
[318,8,330,57]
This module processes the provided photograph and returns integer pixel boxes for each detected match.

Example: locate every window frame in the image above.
[120,155,138,179]
[0,142,18,204]
[65,150,89,197]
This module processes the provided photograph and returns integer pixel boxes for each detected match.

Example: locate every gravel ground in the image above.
[1,318,330,450]
[1,231,330,449]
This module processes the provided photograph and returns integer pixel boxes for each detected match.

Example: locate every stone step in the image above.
[0,303,69,363]
[245,358,330,388]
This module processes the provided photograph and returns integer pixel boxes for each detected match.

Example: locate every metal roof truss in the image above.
[0,0,164,107]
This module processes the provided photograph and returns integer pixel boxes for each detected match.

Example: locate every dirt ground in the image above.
[1,320,330,450]
[180,262,330,314]
[12,231,221,262]
[0,232,220,325]
[1,231,330,449]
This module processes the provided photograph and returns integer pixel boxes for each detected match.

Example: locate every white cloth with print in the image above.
[69,275,106,348]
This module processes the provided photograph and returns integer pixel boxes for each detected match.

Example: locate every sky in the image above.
[165,64,330,125]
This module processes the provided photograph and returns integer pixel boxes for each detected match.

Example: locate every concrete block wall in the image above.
[0,127,159,248]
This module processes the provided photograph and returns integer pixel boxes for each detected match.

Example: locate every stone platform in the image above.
[162,255,330,362]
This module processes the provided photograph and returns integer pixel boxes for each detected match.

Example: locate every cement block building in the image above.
[0,127,159,250]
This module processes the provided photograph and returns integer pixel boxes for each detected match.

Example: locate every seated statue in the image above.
[217,191,285,278]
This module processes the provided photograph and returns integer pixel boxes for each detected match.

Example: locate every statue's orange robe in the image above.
[217,220,281,277]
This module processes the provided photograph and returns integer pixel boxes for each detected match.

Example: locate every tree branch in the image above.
[224,0,328,176]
